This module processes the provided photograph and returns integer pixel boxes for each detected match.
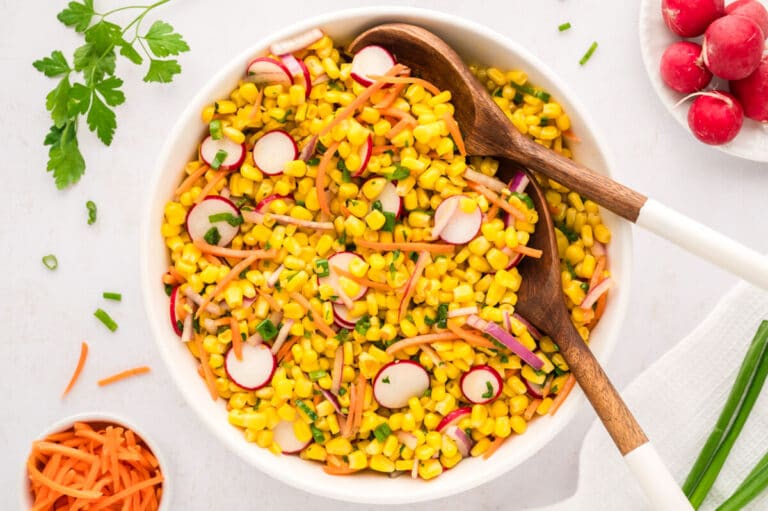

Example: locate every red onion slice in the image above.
[581,277,612,310]
[447,306,478,318]
[466,315,543,370]
[269,28,324,56]
[512,312,543,340]
[270,319,295,354]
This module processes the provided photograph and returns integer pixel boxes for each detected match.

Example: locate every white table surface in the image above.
[3,1,767,509]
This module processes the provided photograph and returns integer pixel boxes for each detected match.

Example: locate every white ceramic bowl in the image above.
[20,412,169,510]
[140,6,632,504]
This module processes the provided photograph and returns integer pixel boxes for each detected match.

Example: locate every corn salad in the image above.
[161,31,612,479]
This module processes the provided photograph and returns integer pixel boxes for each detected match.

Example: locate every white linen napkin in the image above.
[535,281,768,511]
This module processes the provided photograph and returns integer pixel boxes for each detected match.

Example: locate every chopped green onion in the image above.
[385,165,410,181]
[164,283,174,296]
[556,222,580,243]
[511,192,534,210]
[103,292,122,301]
[579,41,599,66]
[210,149,228,169]
[42,254,58,270]
[203,227,221,245]
[382,376,391,384]
[209,119,223,140]
[337,160,352,182]
[355,314,371,335]
[306,157,320,166]
[509,81,551,102]
[256,319,278,341]
[381,212,396,232]
[94,308,118,332]
[86,200,97,225]
[309,370,328,381]
[338,387,347,396]
[335,328,350,342]
[372,200,383,212]
[208,212,243,226]
[295,399,318,421]
[558,22,572,32]
[373,423,392,443]
[310,424,325,443]
[315,258,330,277]
[436,303,449,329]
[481,381,494,399]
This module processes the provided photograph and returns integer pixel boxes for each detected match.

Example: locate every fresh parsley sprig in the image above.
[33,0,190,189]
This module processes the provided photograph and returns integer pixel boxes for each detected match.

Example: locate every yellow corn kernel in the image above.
[369,454,395,473]
[325,437,353,456]
[510,415,527,434]
[470,437,491,457]
[594,224,611,244]
[348,450,368,470]
[509,395,529,415]
[556,114,571,131]
[521,365,546,385]
[293,420,313,444]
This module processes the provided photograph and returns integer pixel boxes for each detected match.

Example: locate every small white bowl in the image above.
[638,0,768,162]
[20,412,170,510]
[140,6,632,504]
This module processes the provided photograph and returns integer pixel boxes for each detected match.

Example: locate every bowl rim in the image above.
[140,5,632,504]
[19,411,170,510]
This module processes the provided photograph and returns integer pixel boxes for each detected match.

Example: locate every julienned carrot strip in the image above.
[588,293,608,329]
[33,442,98,463]
[289,291,337,338]
[354,374,366,431]
[589,255,607,291]
[366,74,441,95]
[27,458,103,500]
[353,239,455,254]
[448,323,497,349]
[318,64,408,137]
[203,253,222,266]
[195,252,267,317]
[441,112,467,157]
[97,366,151,387]
[62,341,89,398]
[467,181,525,220]
[276,336,299,362]
[371,144,397,155]
[342,383,356,438]
[316,141,339,218]
[174,164,209,196]
[485,203,500,221]
[194,168,228,204]
[231,317,242,361]
[483,435,508,460]
[385,332,458,355]
[378,107,415,121]
[89,475,164,511]
[524,398,542,421]
[322,464,360,475]
[331,265,392,291]
[549,374,577,416]
[398,251,431,321]
[167,267,186,284]
[512,244,543,259]
[192,239,277,259]
[257,288,280,311]
[385,117,417,139]
[373,82,407,109]
[194,334,219,401]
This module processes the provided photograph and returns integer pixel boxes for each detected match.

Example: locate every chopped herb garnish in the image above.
[103,292,122,301]
[509,81,551,103]
[558,22,572,32]
[310,424,325,443]
[373,423,392,443]
[337,160,351,182]
[42,254,58,270]
[327,80,343,91]
[306,157,320,166]
[556,222,580,242]
[381,211,396,232]
[382,376,391,384]
[295,200,305,207]
[208,212,243,227]
[210,149,228,169]
[385,164,410,181]
[203,226,221,245]
[464,427,473,438]
[209,119,223,140]
[355,314,371,335]
[437,303,449,329]
[565,260,577,279]
[423,388,432,397]
[272,109,292,123]
[239,269,248,279]
[409,251,419,262]
[493,87,503,97]
[315,258,330,277]
[176,319,183,333]
[579,41,599,66]
[580,282,589,292]
[513,91,524,104]
[500,354,510,363]
[481,381,494,399]
[295,399,319,421]
[94,308,118,332]
[86,200,97,225]
[424,314,436,326]
[192,317,200,333]
[309,370,328,381]
[164,283,174,296]
[256,319,278,341]
[338,387,347,396]
[335,328,350,342]
[372,200,383,212]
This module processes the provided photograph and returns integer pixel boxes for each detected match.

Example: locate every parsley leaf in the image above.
[144,59,182,83]
[45,122,85,189]
[144,21,190,57]
[33,51,71,77]
[57,0,94,33]
[86,93,116,145]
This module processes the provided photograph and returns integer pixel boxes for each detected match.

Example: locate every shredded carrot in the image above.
[353,238,455,254]
[289,291,337,338]
[371,144,397,155]
[549,374,577,416]
[483,435,509,460]
[398,251,431,321]
[203,253,222,265]
[512,244,543,258]
[33,442,98,463]
[194,168,228,204]
[174,164,209,196]
[167,267,186,284]
[420,344,443,366]
[447,323,497,349]
[62,342,89,398]
[249,89,264,120]
[542,375,554,398]
[27,458,103,500]
[385,332,458,355]
[588,292,608,329]
[485,203,500,221]
[331,265,392,291]
[441,112,467,156]
[342,383,356,438]
[256,288,280,311]
[276,336,299,362]
[322,463,361,475]
[563,129,581,143]
[316,141,340,218]
[524,398,542,421]
[378,107,415,121]
[366,74,441,95]
[192,239,277,259]
[373,81,407,109]
[589,255,607,291]
[354,378,366,431]
[195,252,269,317]
[318,64,408,137]
[194,334,219,401]
[97,366,151,387]
[467,181,525,220]
[161,273,178,285]
[385,117,417,139]
[230,317,242,361]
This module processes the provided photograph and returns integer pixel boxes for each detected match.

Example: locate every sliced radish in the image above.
[332,303,358,329]
[269,28,324,57]
[351,45,396,87]
[369,180,402,217]
[185,196,242,247]
[443,425,473,457]
[169,286,182,336]
[280,54,312,98]
[318,252,368,304]
[353,134,373,177]
[373,361,430,409]
[460,365,503,404]
[434,195,481,245]
[252,130,298,176]
[435,407,471,432]
[224,343,276,390]
[272,420,311,454]
[199,135,246,171]
[255,194,294,213]
[246,57,292,86]
[524,378,545,399]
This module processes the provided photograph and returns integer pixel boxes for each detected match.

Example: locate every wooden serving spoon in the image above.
[348,23,768,291]
[512,166,692,510]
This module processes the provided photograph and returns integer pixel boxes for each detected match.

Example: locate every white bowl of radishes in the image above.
[141,6,632,504]
[640,0,768,161]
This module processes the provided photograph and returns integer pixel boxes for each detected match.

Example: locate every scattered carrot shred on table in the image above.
[62,341,89,398]
[97,366,151,387]
[27,421,164,510]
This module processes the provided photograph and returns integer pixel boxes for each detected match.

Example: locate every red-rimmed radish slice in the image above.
[332,303,358,329]
[185,196,242,246]
[272,420,311,454]
[443,425,473,457]
[255,193,294,213]
[504,249,523,270]
[373,360,430,409]
[246,57,292,86]
[524,378,545,399]
[353,134,374,177]
[351,45,396,86]
[370,180,402,217]
[460,365,503,404]
[200,135,245,171]
[280,54,312,98]
[269,28,324,57]
[434,195,481,245]
[224,343,276,391]
[252,130,298,176]
[318,252,368,304]
[169,286,183,336]
[435,406,471,432]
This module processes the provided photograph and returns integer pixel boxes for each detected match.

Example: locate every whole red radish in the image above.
[703,15,765,80]
[687,91,744,145]
[662,0,724,37]
[660,41,712,93]
[731,55,768,121]
[725,0,768,37]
